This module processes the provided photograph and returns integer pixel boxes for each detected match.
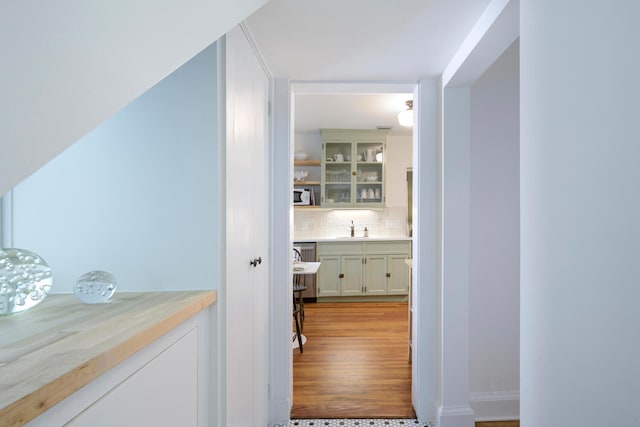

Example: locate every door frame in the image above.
[268,81,440,424]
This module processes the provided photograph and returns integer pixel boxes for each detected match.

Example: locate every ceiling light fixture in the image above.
[397,100,413,127]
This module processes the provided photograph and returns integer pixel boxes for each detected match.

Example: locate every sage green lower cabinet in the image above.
[386,254,411,295]
[317,255,341,297]
[341,255,365,295]
[364,255,387,295]
[316,240,411,298]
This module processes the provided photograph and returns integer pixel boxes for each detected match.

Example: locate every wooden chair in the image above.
[292,298,303,353]
[292,248,307,330]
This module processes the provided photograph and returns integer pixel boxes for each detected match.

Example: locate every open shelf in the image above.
[294,160,321,167]
[293,181,321,186]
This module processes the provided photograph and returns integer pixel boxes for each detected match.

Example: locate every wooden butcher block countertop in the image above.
[0,290,216,426]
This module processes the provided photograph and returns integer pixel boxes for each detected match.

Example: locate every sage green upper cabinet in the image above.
[320,129,388,208]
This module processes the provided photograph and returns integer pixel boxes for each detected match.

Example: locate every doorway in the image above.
[269,79,440,424]
[291,85,416,419]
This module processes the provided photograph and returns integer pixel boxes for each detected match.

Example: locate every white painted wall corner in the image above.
[470,390,519,421]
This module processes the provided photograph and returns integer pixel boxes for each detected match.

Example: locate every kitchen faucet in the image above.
[350,220,355,237]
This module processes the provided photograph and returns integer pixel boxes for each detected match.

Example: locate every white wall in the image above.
[385,134,413,208]
[0,0,268,197]
[439,87,475,427]
[8,42,219,292]
[521,1,640,425]
[469,40,519,420]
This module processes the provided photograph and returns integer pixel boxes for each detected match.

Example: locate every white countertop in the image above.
[293,261,321,274]
[294,236,412,243]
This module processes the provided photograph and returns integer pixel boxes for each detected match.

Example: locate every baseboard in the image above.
[470,390,519,421]
[317,295,408,303]
[269,396,291,427]
[437,404,475,427]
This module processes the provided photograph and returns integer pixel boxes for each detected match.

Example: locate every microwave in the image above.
[293,188,313,206]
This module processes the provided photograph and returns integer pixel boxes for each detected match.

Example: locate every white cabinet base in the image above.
[26,310,210,427]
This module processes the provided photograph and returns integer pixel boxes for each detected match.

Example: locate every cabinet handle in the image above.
[386,273,391,277]
[249,257,263,267]
[339,273,344,278]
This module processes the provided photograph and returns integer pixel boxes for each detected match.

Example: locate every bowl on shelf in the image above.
[294,151,309,161]
[294,170,309,181]
[366,175,378,182]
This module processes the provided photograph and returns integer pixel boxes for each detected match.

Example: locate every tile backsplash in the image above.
[294,207,408,239]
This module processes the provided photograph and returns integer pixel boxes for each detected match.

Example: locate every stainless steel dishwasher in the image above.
[293,242,317,302]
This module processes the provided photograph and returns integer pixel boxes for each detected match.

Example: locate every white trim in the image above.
[212,33,227,427]
[1,190,13,248]
[411,80,439,424]
[442,0,518,88]
[292,81,417,95]
[274,81,421,424]
[268,78,294,425]
[470,390,520,422]
[239,21,273,78]
[437,404,476,427]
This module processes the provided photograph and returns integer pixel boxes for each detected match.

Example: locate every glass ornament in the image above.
[0,248,52,316]
[74,270,116,304]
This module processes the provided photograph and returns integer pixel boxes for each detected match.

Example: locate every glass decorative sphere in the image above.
[74,270,116,304]
[0,248,53,316]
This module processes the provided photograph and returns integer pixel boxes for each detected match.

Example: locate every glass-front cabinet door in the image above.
[355,140,384,206]
[322,141,353,206]
[321,129,388,208]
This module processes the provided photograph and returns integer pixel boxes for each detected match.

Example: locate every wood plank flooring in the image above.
[292,302,414,419]
[476,422,519,427]
[292,301,520,427]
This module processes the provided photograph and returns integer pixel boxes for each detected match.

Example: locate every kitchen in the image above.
[289,90,415,417]
[292,92,414,302]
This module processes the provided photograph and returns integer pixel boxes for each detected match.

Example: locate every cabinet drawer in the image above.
[317,242,363,254]
[364,241,411,254]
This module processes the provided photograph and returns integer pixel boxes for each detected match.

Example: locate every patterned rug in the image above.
[275,419,432,427]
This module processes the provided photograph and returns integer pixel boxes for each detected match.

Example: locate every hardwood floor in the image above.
[292,301,414,419]
[476,422,519,427]
[292,301,520,427]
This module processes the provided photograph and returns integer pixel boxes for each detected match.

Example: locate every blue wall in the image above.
[9,42,219,292]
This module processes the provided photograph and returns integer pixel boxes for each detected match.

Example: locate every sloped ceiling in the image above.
[0,0,268,196]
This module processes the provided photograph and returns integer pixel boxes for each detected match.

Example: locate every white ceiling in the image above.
[245,0,493,134]
[294,92,415,136]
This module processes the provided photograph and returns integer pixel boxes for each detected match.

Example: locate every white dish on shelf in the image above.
[294,170,309,181]
[366,176,378,182]
[294,152,309,161]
